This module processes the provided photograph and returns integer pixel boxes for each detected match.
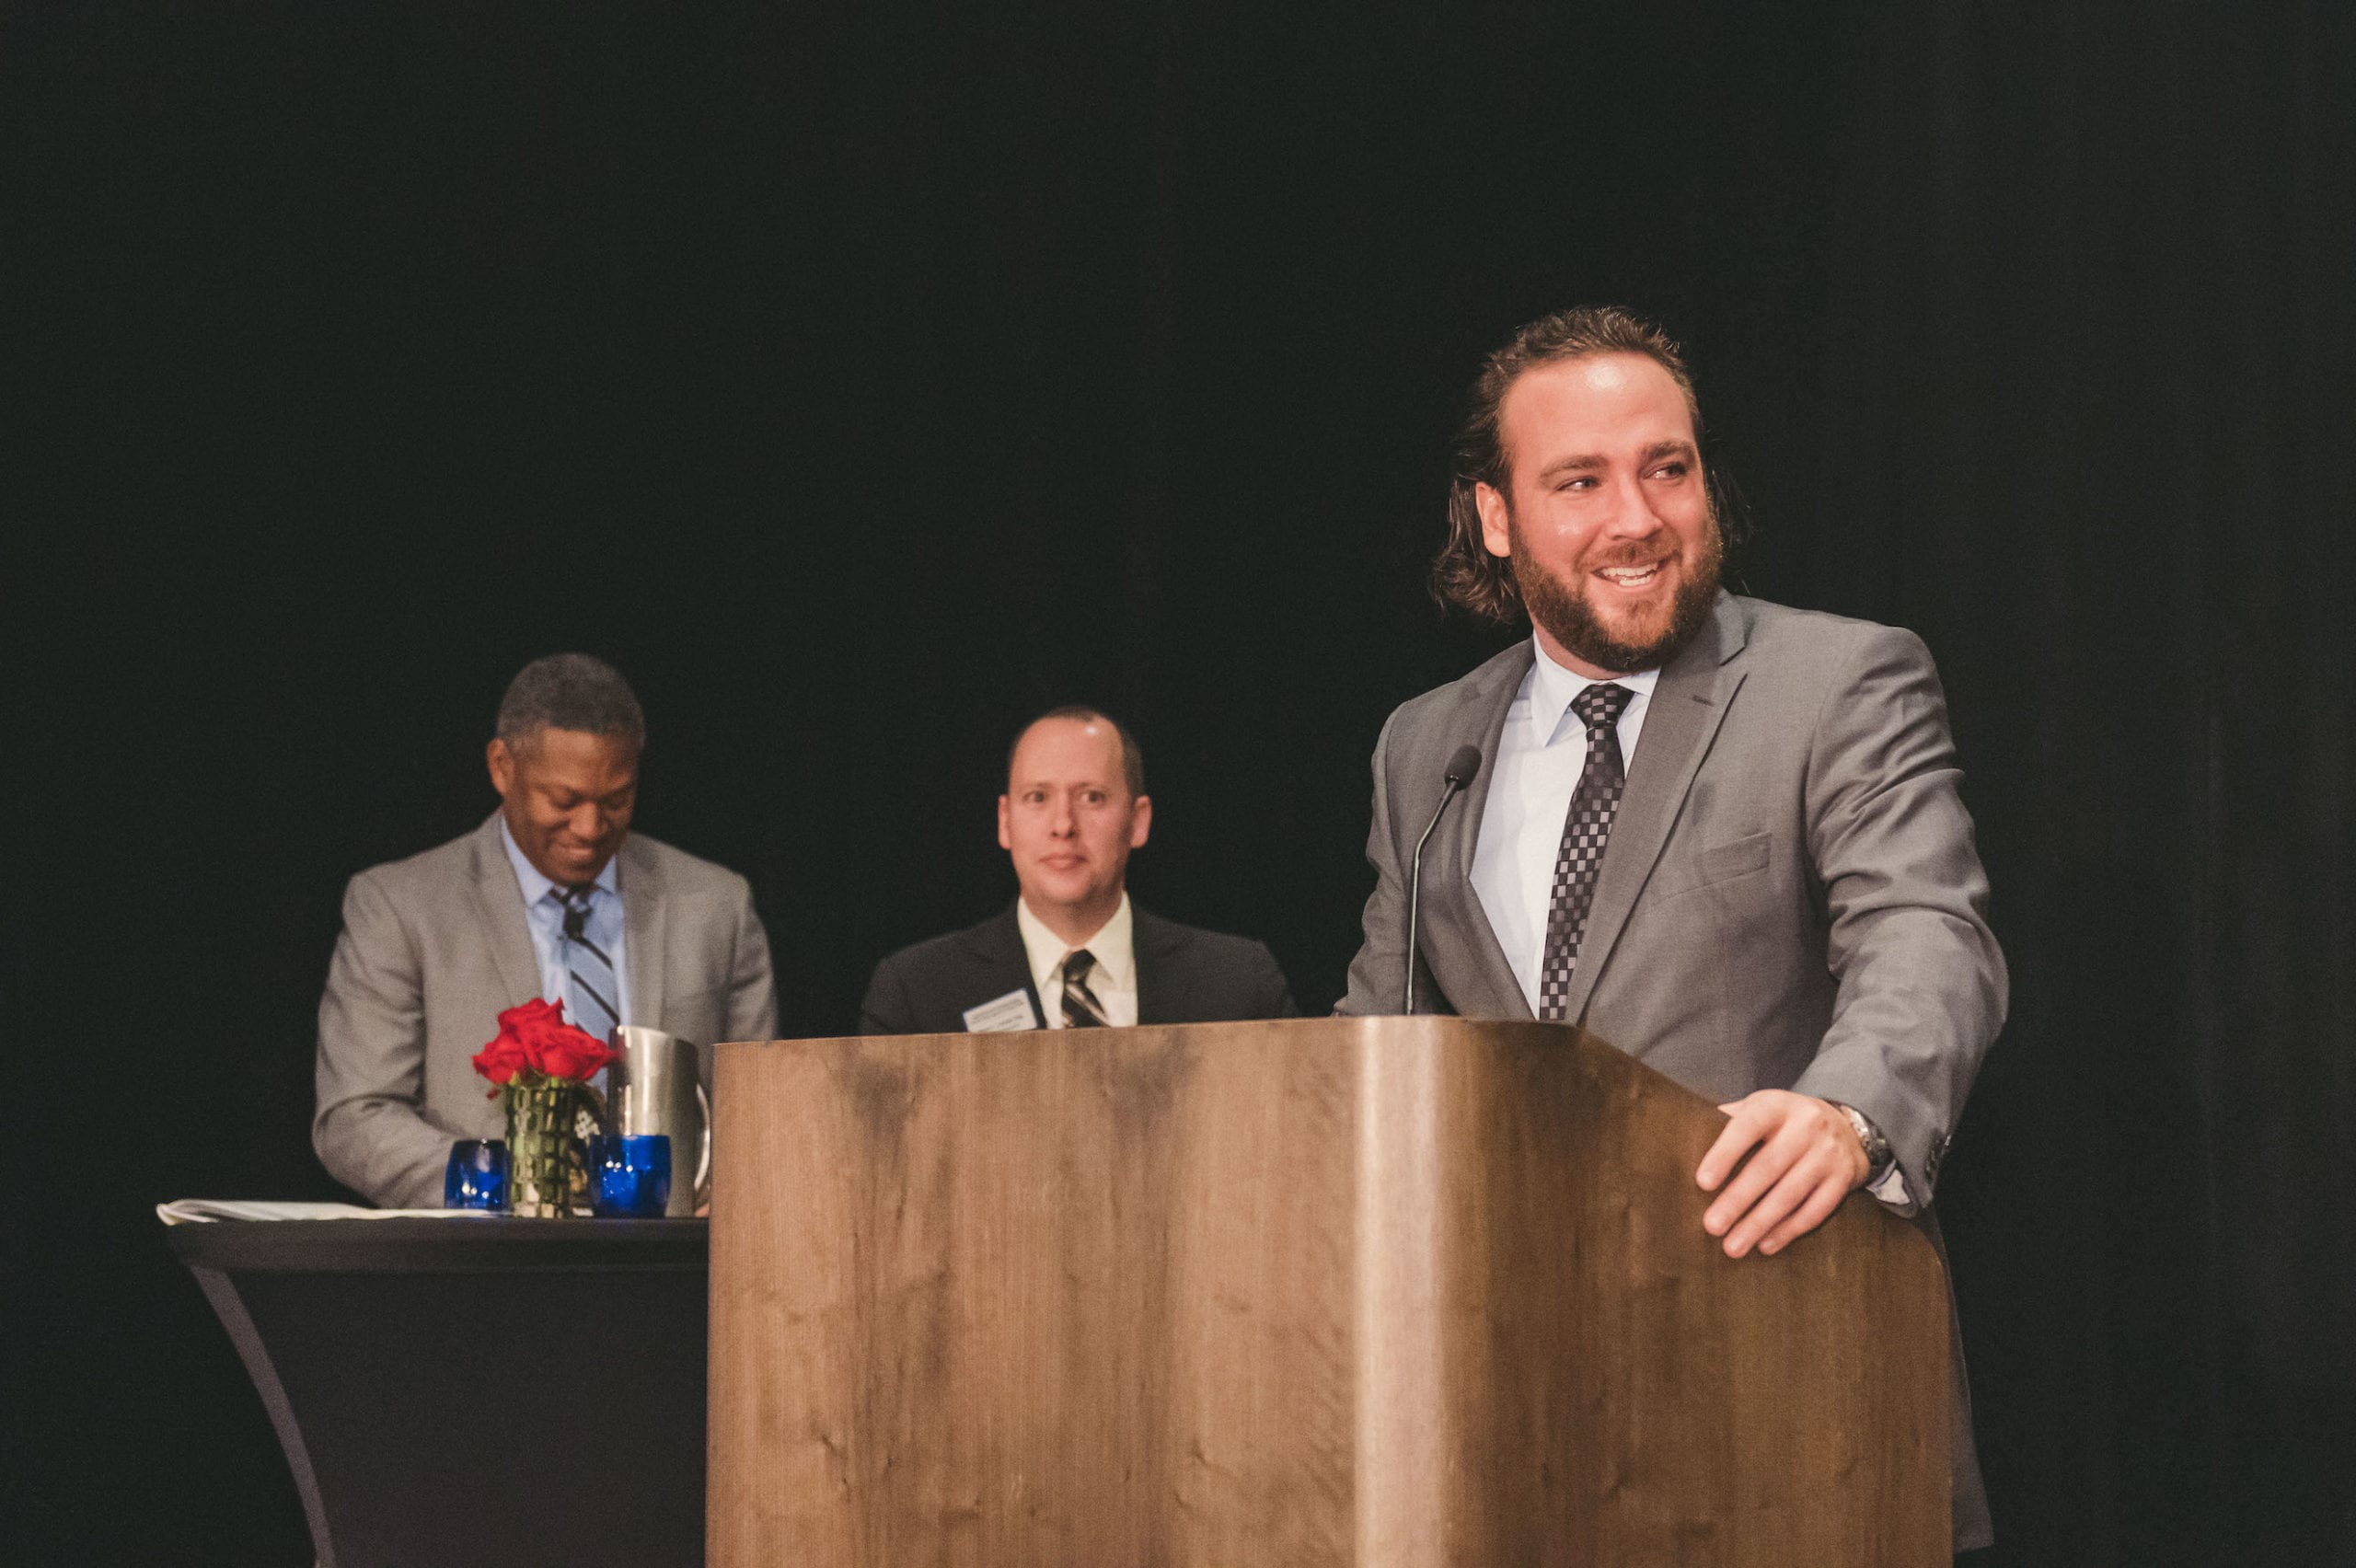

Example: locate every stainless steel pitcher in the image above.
[606,1026,710,1216]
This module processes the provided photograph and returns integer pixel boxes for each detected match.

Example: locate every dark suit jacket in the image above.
[860,903,1297,1035]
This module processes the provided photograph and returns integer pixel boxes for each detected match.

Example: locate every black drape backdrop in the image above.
[1805,8,2356,1561]
[6,4,2350,1562]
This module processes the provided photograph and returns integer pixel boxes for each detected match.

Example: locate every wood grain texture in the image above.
[709,1018,1948,1567]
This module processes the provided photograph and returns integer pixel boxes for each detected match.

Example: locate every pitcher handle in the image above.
[695,1081,713,1203]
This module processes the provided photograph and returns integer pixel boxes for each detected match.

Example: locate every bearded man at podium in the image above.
[1339,306,2006,1552]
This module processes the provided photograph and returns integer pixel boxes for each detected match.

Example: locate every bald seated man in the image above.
[860,706,1297,1033]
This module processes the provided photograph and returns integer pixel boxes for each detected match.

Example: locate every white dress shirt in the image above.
[1471,640,1660,1014]
[1016,892,1139,1028]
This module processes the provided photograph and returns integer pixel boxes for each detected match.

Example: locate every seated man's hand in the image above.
[1694,1090,1869,1259]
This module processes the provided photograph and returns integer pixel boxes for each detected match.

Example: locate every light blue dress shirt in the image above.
[1470,638,1659,1015]
[499,818,633,1032]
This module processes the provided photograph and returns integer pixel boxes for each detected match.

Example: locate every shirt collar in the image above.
[499,816,621,908]
[1527,635,1662,745]
[1016,890,1136,997]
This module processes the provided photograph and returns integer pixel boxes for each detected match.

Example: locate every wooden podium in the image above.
[709,1017,1950,1566]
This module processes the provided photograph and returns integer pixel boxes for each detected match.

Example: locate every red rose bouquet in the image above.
[474,998,617,1216]
[472,997,619,1090]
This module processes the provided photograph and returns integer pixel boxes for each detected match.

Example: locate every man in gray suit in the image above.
[1340,307,2005,1551]
[315,654,777,1208]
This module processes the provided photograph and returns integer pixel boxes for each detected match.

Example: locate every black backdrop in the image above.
[6,3,2352,1562]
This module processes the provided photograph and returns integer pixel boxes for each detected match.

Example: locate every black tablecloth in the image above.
[169,1217,707,1568]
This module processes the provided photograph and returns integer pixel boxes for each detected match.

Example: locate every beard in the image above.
[1509,516,1725,674]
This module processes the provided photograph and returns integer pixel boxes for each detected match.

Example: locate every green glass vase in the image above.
[504,1079,598,1216]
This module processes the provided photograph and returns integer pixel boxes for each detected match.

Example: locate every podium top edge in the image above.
[714,1015,1596,1052]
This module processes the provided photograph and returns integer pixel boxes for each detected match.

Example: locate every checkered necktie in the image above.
[1061,950,1111,1028]
[555,886,620,1043]
[1537,683,1635,1021]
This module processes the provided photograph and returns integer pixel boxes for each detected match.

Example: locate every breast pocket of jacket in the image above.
[1657,832,1773,902]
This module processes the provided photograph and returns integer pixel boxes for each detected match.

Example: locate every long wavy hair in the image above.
[1432,306,1741,623]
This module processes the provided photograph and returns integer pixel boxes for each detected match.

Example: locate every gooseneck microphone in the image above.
[1403,744,1484,1014]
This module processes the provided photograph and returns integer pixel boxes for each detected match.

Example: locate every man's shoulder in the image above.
[1133,907,1281,970]
[860,908,1031,1033]
[1730,594,1934,677]
[1381,640,1533,738]
[348,817,496,903]
[873,908,1020,977]
[1131,906,1293,1019]
[623,832,754,899]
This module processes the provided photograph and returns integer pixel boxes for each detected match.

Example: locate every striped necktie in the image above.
[555,885,620,1043]
[1061,950,1110,1028]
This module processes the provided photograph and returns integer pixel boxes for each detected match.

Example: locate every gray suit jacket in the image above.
[1341,593,2004,1547]
[314,812,778,1208]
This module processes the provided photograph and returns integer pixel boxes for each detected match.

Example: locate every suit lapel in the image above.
[470,813,543,1008]
[964,905,1045,1028]
[620,835,667,1029]
[1438,643,1539,1020]
[1562,594,1750,1025]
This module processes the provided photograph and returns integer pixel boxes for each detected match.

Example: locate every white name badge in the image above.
[962,988,1042,1032]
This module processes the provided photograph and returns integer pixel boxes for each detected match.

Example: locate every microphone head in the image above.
[1443,744,1483,788]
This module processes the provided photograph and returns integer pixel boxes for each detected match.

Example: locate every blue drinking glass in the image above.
[445,1139,509,1210]
[588,1134,671,1218]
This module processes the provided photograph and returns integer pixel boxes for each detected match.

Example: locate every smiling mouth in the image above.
[1596,561,1668,590]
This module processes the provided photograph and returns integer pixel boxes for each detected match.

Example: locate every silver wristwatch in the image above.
[1829,1101,1895,1183]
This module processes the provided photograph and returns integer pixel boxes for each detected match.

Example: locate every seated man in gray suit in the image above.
[861,706,1296,1034]
[1339,307,2005,1551]
[315,653,777,1207]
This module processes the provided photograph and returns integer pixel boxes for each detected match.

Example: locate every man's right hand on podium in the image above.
[1693,1090,1872,1260]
